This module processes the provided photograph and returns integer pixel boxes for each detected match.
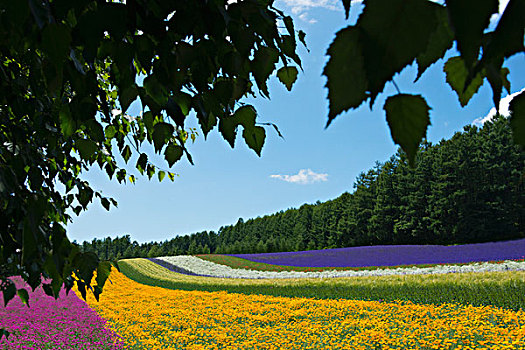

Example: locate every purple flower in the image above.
[229,238,525,267]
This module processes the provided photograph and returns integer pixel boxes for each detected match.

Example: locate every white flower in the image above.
[156,256,525,279]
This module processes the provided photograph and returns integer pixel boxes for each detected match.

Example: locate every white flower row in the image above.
[156,255,525,279]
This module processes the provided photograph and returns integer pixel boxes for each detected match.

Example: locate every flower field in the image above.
[228,238,525,267]
[83,268,525,349]
[120,258,525,310]
[3,239,525,349]
[0,277,124,350]
[154,255,525,279]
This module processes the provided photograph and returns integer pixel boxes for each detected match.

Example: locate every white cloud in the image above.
[270,169,328,184]
[276,0,361,23]
[278,0,339,14]
[472,87,525,126]
[490,0,510,24]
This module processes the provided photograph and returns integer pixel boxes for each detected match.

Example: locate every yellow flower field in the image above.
[79,270,525,349]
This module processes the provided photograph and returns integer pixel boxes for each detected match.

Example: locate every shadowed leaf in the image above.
[243,126,266,156]
[384,94,431,167]
[445,0,498,69]
[2,280,16,307]
[96,261,111,289]
[324,26,367,125]
[252,46,279,98]
[343,0,352,19]
[219,115,238,148]
[415,8,454,80]
[17,289,29,307]
[358,0,441,106]
[509,90,525,148]
[42,23,71,67]
[76,139,98,160]
[165,145,183,167]
[152,122,174,153]
[444,56,485,107]
[277,66,298,91]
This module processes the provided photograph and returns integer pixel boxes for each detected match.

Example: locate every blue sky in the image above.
[68,0,525,244]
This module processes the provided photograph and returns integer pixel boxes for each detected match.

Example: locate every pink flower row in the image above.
[0,277,124,350]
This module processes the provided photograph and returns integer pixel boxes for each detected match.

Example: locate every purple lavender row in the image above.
[229,238,525,267]
[0,276,125,350]
[147,258,214,277]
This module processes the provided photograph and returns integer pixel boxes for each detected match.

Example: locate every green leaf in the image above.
[251,46,279,98]
[445,0,498,69]
[76,280,87,300]
[486,64,511,108]
[481,0,525,63]
[121,145,132,163]
[144,75,168,106]
[74,251,99,285]
[136,153,148,174]
[415,8,454,80]
[147,164,155,179]
[59,105,76,138]
[76,139,98,160]
[235,105,257,129]
[298,30,309,52]
[242,126,266,156]
[165,145,183,167]
[152,122,174,153]
[277,66,298,91]
[283,16,294,36]
[158,170,165,182]
[119,85,138,113]
[219,115,238,148]
[105,125,117,139]
[509,90,525,148]
[95,261,111,289]
[384,94,431,167]
[17,289,29,307]
[42,23,71,67]
[358,0,442,105]
[323,26,368,125]
[2,280,16,307]
[101,197,111,211]
[85,119,105,143]
[444,56,485,107]
[342,0,352,19]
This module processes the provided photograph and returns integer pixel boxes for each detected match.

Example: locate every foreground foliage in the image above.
[325,0,525,163]
[0,0,302,305]
[120,259,525,311]
[84,268,525,349]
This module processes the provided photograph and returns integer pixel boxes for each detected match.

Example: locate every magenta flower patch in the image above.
[0,276,124,350]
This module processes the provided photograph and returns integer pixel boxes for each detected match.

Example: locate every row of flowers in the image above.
[0,277,124,350]
[230,238,525,267]
[83,269,525,349]
[156,255,525,279]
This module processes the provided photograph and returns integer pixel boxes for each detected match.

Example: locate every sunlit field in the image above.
[81,267,525,350]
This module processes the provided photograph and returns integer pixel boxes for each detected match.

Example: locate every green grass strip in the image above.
[119,258,525,311]
[196,254,523,272]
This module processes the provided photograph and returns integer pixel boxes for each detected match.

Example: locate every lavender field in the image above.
[229,238,525,267]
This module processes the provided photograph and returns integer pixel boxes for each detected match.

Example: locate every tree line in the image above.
[80,116,524,259]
